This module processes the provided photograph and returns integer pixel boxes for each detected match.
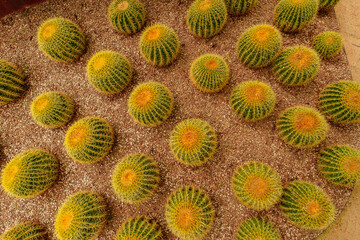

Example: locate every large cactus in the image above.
[0,222,47,240]
[224,0,258,15]
[236,217,282,240]
[116,216,163,240]
[312,31,343,59]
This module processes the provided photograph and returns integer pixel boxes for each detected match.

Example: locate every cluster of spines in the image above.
[237,24,282,68]
[128,81,174,127]
[273,46,320,86]
[189,54,230,93]
[115,216,163,240]
[224,0,258,15]
[236,217,283,240]
[54,191,107,240]
[64,116,114,163]
[170,118,218,166]
[30,91,75,128]
[87,50,132,94]
[319,0,341,10]
[312,31,343,59]
[0,60,27,106]
[37,18,86,62]
[230,81,276,121]
[165,186,214,240]
[273,0,319,33]
[280,181,335,230]
[139,24,180,67]
[186,0,228,38]
[1,149,59,198]
[0,222,47,240]
[319,80,360,124]
[108,0,146,34]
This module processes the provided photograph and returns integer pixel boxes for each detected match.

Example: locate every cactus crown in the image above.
[224,0,258,15]
[0,222,47,240]
[116,216,163,240]
[236,217,282,240]
[312,31,343,59]
[319,0,341,10]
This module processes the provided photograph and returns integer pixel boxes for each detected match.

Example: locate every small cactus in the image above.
[236,217,282,240]
[0,222,47,240]
[280,181,335,230]
[112,153,160,203]
[224,0,258,15]
[108,0,146,34]
[186,0,228,38]
[170,118,217,167]
[0,60,27,106]
[128,81,173,127]
[165,186,214,240]
[64,117,114,163]
[30,91,75,128]
[37,18,86,62]
[116,216,163,240]
[319,80,360,124]
[277,106,329,148]
[232,161,283,211]
[274,0,319,33]
[319,0,341,10]
[313,31,343,59]
[318,145,360,187]
[273,46,320,86]
[1,149,59,198]
[189,54,230,93]
[139,24,180,67]
[54,191,107,240]
[87,50,132,94]
[237,24,282,68]
[230,81,276,121]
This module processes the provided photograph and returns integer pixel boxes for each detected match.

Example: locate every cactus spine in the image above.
[0,222,46,240]
[224,0,258,15]
[116,216,163,240]
[236,217,283,240]
[312,31,343,59]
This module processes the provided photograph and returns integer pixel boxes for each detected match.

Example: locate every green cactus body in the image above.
[277,106,329,148]
[319,80,360,124]
[186,0,228,38]
[37,18,86,62]
[112,153,160,203]
[318,145,360,187]
[190,54,230,93]
[54,191,107,240]
[320,0,341,9]
[108,0,146,34]
[139,24,180,67]
[0,222,46,240]
[87,50,132,94]
[128,81,173,127]
[0,60,26,106]
[236,217,282,240]
[30,91,75,128]
[312,31,343,59]
[224,0,258,15]
[165,186,214,240]
[237,24,282,68]
[280,181,335,230]
[1,149,59,199]
[273,46,320,86]
[274,0,319,33]
[232,161,283,211]
[170,118,217,167]
[230,81,276,121]
[64,117,114,163]
[116,216,163,240]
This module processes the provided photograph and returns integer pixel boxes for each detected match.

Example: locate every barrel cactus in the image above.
[0,60,27,106]
[186,0,228,38]
[116,216,163,240]
[274,0,319,33]
[319,80,360,124]
[273,46,320,86]
[318,145,360,187]
[128,81,173,127]
[280,181,335,230]
[64,117,114,163]
[54,191,107,240]
[312,31,343,59]
[112,153,160,203]
[30,91,75,128]
[224,0,258,15]
[237,24,282,68]
[108,0,146,34]
[320,0,341,10]
[277,106,329,148]
[165,186,214,240]
[1,149,59,198]
[0,222,47,240]
[170,118,217,167]
[236,217,282,240]
[139,24,180,67]
[230,81,276,121]
[37,18,86,62]
[87,50,132,94]
[189,54,230,93]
